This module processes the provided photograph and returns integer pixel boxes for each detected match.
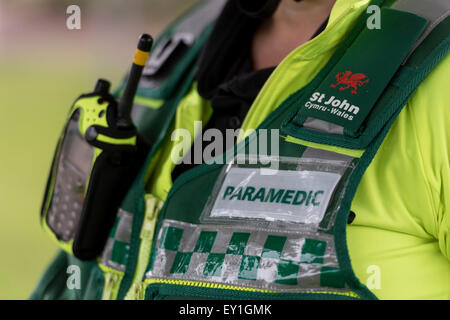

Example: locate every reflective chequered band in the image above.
[100,209,133,272]
[146,219,352,294]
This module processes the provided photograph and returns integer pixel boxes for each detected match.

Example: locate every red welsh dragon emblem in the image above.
[330,71,369,95]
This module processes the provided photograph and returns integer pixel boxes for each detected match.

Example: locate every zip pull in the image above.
[102,272,119,300]
[140,195,163,240]
[126,282,145,300]
[136,282,146,300]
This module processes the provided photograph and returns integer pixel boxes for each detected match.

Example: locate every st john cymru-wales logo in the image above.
[330,71,369,95]
[303,71,370,121]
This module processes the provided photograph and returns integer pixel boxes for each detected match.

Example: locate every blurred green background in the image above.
[0,0,196,299]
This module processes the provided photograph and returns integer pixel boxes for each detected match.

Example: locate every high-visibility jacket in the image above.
[32,0,450,300]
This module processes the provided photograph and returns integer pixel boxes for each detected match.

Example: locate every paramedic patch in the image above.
[209,167,341,225]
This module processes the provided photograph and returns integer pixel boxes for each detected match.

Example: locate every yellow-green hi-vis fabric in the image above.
[31,0,450,300]
[240,0,450,299]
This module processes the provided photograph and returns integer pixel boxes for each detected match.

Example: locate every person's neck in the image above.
[252,0,336,70]
[276,0,336,25]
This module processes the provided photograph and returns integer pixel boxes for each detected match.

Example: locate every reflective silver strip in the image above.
[301,147,354,167]
[391,0,450,62]
[303,117,345,135]
[114,210,133,243]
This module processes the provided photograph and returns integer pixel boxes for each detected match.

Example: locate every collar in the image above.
[294,0,372,60]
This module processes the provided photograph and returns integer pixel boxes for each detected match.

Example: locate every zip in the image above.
[143,278,360,299]
[145,278,275,293]
[125,194,163,299]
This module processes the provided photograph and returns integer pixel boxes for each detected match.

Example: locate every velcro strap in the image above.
[292,8,427,137]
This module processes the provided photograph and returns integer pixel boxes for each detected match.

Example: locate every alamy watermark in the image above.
[170,121,280,174]
[366,265,382,290]
[367,5,381,30]
[66,5,81,30]
[66,265,81,290]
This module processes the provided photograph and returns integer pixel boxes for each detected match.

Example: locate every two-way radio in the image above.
[41,34,153,260]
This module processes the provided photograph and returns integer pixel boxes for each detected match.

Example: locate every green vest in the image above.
[32,0,450,300]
